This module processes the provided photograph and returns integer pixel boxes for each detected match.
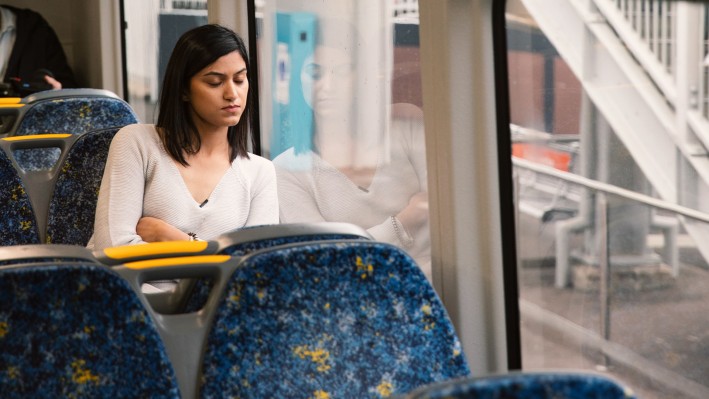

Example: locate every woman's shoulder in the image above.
[234,152,276,173]
[108,124,164,161]
[391,103,423,120]
[115,123,157,137]
[389,103,425,142]
[113,124,160,145]
[241,152,272,165]
[272,147,316,169]
[232,153,277,186]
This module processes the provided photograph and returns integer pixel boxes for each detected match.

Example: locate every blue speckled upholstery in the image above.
[221,233,370,256]
[399,372,637,399]
[14,97,138,136]
[0,263,180,398]
[45,127,119,245]
[183,232,372,312]
[11,96,137,171]
[0,148,40,245]
[200,241,470,398]
[13,147,61,171]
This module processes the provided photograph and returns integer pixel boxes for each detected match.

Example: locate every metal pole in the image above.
[596,192,611,366]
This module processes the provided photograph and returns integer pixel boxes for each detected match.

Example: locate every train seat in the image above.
[199,240,470,398]
[181,222,374,312]
[110,250,240,399]
[10,88,138,137]
[0,245,180,398]
[0,89,137,172]
[396,371,637,399]
[215,221,373,255]
[45,127,121,245]
[0,128,121,246]
[0,142,41,245]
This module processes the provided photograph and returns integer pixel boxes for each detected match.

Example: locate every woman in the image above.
[273,22,430,277]
[88,24,278,251]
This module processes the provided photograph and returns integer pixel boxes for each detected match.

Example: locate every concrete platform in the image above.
[516,212,709,399]
[572,263,675,292]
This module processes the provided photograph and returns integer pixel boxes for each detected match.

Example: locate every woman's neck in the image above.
[189,119,229,155]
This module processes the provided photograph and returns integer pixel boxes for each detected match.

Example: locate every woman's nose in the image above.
[317,71,334,92]
[224,81,238,99]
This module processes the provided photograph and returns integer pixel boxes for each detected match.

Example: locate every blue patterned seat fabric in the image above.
[0,148,40,245]
[0,264,180,398]
[200,241,470,398]
[183,233,371,312]
[14,97,138,136]
[45,127,120,245]
[11,96,137,171]
[221,233,370,256]
[12,147,61,171]
[399,372,637,399]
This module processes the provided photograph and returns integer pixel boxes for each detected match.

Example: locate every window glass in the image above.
[256,0,430,278]
[508,1,709,398]
[123,0,208,123]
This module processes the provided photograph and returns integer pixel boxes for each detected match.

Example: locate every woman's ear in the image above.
[182,93,190,101]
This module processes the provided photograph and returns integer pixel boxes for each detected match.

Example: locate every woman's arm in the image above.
[244,157,280,226]
[91,126,149,250]
[136,216,191,242]
[390,104,429,239]
[275,162,327,224]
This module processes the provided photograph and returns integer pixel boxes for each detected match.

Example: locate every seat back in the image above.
[94,240,221,315]
[182,222,374,312]
[110,250,241,399]
[0,141,41,245]
[45,127,121,245]
[0,129,119,245]
[11,88,138,136]
[399,371,637,399]
[216,222,373,255]
[0,89,136,174]
[200,240,470,398]
[0,245,180,398]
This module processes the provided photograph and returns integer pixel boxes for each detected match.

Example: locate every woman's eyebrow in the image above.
[203,68,247,77]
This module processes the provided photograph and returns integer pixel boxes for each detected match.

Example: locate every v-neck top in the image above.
[88,124,278,251]
[273,104,430,272]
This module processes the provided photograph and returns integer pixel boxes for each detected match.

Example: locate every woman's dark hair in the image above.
[157,24,252,165]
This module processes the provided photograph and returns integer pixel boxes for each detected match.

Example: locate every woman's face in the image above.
[301,46,355,119]
[187,51,249,132]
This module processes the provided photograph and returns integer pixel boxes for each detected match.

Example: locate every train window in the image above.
[123,0,208,123]
[253,0,431,278]
[508,1,709,398]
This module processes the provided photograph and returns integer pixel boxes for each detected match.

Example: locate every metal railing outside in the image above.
[513,155,709,398]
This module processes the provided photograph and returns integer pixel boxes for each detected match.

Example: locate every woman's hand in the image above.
[44,75,62,90]
[396,191,429,234]
[136,216,189,242]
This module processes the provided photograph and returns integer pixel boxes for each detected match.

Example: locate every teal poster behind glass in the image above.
[272,12,317,157]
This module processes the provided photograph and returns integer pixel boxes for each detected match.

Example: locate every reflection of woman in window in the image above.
[273,21,430,277]
[89,24,278,251]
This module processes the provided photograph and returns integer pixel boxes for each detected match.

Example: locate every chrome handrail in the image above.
[513,156,709,224]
